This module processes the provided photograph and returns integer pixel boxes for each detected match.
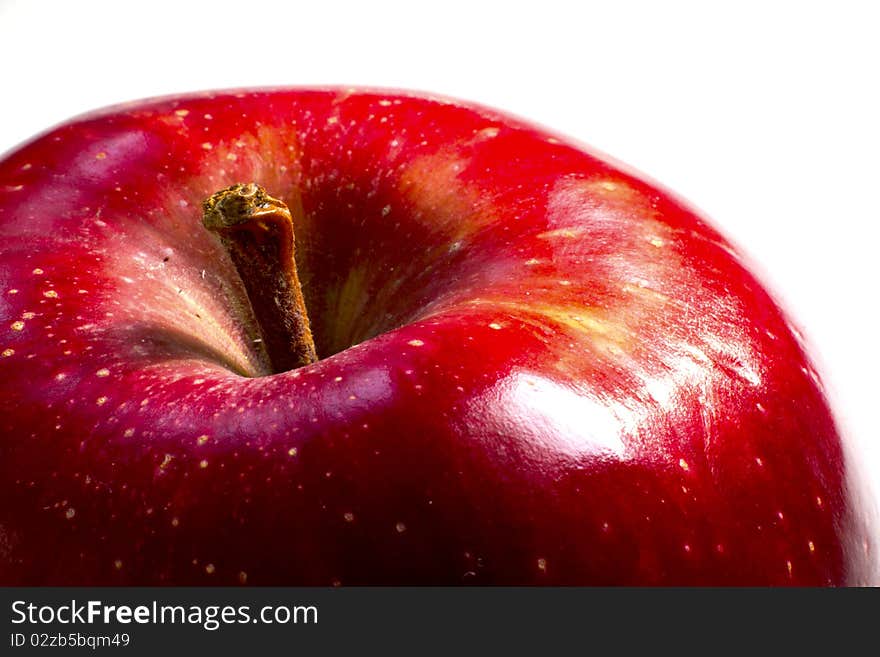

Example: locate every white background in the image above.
[2,0,878,533]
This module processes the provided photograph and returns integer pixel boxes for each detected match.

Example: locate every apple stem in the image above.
[202,183,318,373]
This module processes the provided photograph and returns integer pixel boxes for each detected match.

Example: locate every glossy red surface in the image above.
[0,89,874,584]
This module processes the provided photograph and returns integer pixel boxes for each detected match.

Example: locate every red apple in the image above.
[0,88,874,585]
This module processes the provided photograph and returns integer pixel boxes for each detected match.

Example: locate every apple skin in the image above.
[0,88,875,585]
